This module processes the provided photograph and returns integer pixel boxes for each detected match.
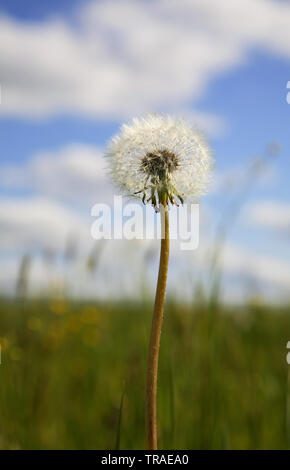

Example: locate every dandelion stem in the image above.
[146,204,170,450]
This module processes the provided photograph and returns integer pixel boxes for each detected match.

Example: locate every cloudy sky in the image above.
[1,0,290,302]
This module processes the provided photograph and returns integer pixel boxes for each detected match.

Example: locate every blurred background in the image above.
[1,0,290,449]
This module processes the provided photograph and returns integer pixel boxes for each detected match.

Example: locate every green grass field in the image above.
[0,297,289,449]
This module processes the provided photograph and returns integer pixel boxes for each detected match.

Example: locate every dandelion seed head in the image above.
[106,114,213,208]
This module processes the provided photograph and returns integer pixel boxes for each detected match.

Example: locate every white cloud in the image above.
[0,196,92,253]
[246,200,290,234]
[173,109,228,137]
[1,193,290,302]
[222,242,290,288]
[1,0,290,132]
[0,256,64,297]
[0,144,114,205]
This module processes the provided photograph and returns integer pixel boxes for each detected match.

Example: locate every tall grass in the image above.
[0,297,289,449]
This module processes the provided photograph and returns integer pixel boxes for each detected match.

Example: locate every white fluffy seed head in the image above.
[105,114,213,209]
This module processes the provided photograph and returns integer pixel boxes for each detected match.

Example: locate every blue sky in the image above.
[1,0,290,302]
[0,0,81,21]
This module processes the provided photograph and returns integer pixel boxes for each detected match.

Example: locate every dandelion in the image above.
[107,114,212,211]
[106,114,213,449]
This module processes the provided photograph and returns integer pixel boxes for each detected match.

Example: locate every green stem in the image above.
[146,205,170,450]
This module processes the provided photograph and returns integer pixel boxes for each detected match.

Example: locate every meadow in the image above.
[0,296,289,450]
